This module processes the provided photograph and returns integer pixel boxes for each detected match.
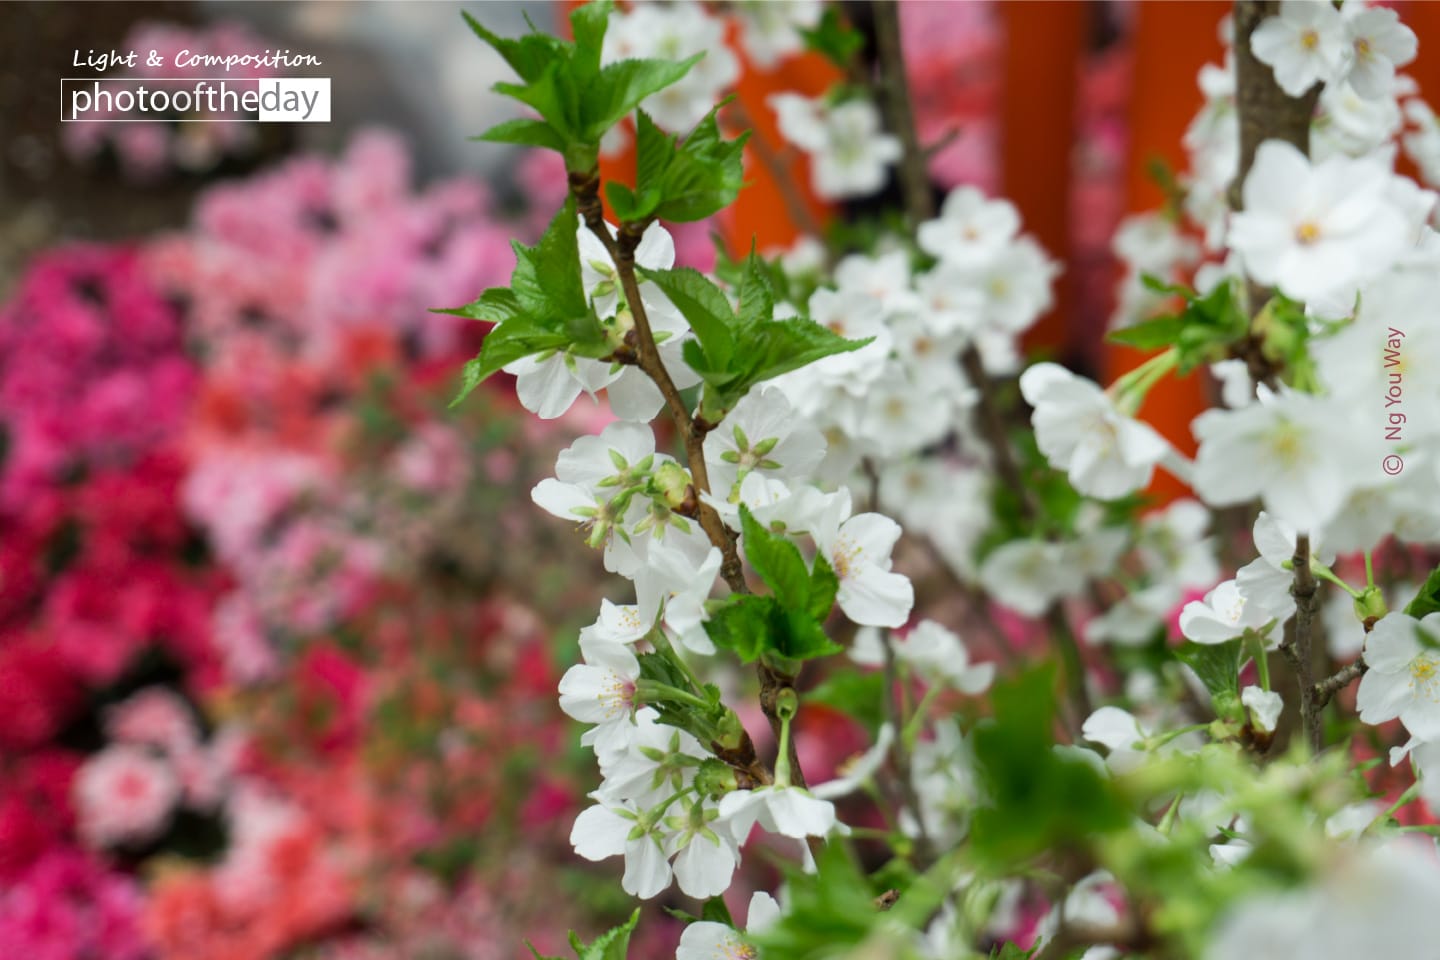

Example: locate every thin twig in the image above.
[871,0,934,228]
[570,169,819,794]
[880,630,933,866]
[1313,659,1367,710]
[724,97,825,240]
[571,171,746,595]
[872,0,1090,728]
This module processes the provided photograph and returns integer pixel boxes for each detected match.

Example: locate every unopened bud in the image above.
[694,758,739,800]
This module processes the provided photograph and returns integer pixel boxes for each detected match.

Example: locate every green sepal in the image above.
[1174,638,1244,705]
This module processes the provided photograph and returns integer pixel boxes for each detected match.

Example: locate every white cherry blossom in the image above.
[1356,612,1440,741]
[1250,0,1348,97]
[810,489,914,628]
[1020,362,1172,500]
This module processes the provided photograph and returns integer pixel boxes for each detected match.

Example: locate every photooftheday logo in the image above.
[62,78,330,123]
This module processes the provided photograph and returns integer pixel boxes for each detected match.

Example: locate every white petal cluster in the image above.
[770,94,901,200]
[603,2,739,133]
[508,221,698,421]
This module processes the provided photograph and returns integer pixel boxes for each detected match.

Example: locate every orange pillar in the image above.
[1106,0,1228,503]
[996,1,1086,361]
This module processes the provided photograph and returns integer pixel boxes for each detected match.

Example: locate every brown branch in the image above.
[1313,659,1367,710]
[1279,534,1322,751]
[1229,0,1322,385]
[724,98,825,240]
[871,0,934,228]
[960,347,1090,729]
[571,170,746,596]
[874,0,1095,727]
[570,169,821,796]
[1229,0,1322,212]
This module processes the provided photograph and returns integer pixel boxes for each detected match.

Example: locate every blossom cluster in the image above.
[469,2,1440,958]
[0,127,608,959]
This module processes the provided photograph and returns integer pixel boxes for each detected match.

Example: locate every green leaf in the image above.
[633,110,675,201]
[526,942,565,960]
[513,201,588,319]
[463,10,569,84]
[808,553,839,623]
[576,908,641,960]
[582,55,702,140]
[970,667,1128,866]
[799,7,864,70]
[1405,566,1440,619]
[525,906,639,960]
[805,670,886,732]
[703,595,841,664]
[700,896,734,927]
[474,117,566,151]
[568,0,613,79]
[735,249,775,329]
[649,104,749,223]
[1106,314,1183,350]
[433,287,525,324]
[703,595,773,663]
[1174,639,1243,702]
[739,504,811,612]
[776,605,844,662]
[734,317,871,388]
[496,63,579,140]
[638,266,736,369]
[465,3,700,172]
[752,842,879,959]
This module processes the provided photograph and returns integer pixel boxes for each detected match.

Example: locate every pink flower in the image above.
[0,641,83,752]
[74,745,181,848]
[105,687,200,754]
[0,849,147,960]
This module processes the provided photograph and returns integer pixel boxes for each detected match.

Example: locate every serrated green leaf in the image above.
[1405,566,1440,619]
[1174,639,1243,701]
[433,287,524,324]
[639,266,736,369]
[737,318,871,388]
[740,504,811,611]
[703,595,773,663]
[526,941,566,960]
[971,667,1128,866]
[582,55,701,140]
[633,110,675,202]
[451,357,488,408]
[568,0,613,79]
[604,182,658,223]
[474,117,566,151]
[779,607,844,661]
[808,553,839,623]
[514,201,588,319]
[576,908,640,960]
[648,104,749,222]
[463,10,570,84]
[496,62,580,140]
[735,249,775,329]
[1138,272,1189,298]
[703,594,840,664]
